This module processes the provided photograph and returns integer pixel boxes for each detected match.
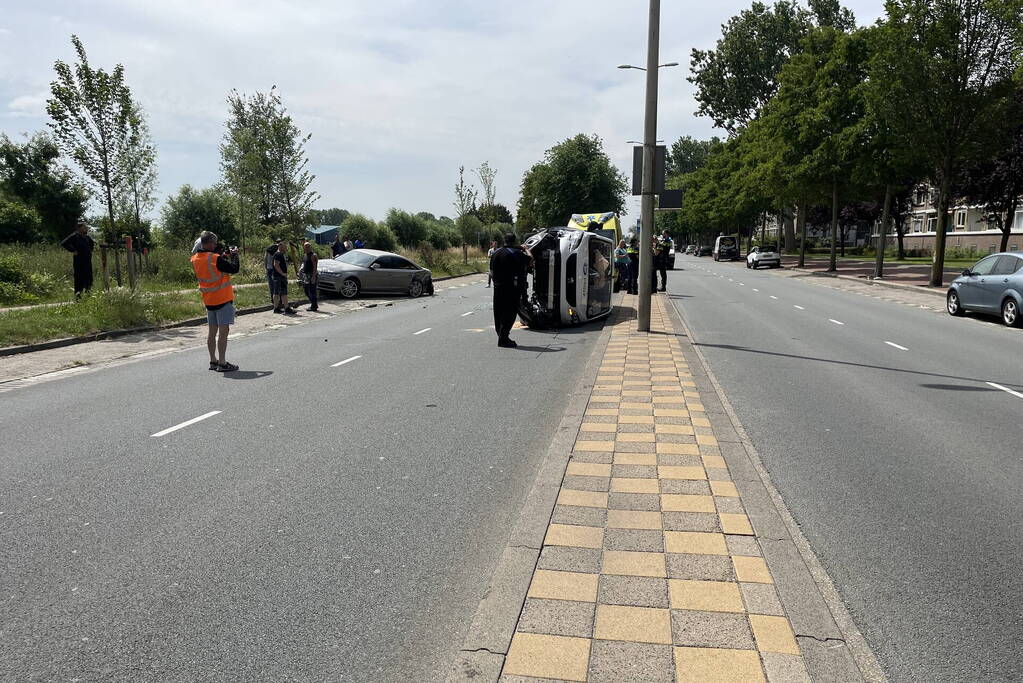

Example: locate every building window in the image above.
[927,216,937,233]
[955,210,966,230]
[912,217,923,233]
[914,188,927,205]
[1015,211,1023,231]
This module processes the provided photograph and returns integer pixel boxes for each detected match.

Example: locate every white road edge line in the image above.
[828,319,845,325]
[794,305,805,310]
[151,411,222,438]
[884,341,908,351]
[987,382,1023,399]
[413,328,432,335]
[461,311,474,317]
[331,355,362,367]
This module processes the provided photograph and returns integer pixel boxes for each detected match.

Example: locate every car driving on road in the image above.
[696,246,712,256]
[317,248,434,299]
[946,251,1023,327]
[747,244,781,269]
[713,235,740,261]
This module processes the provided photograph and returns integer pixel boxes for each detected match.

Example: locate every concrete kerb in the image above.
[0,271,482,358]
[784,267,946,298]
[446,298,620,683]
[662,294,887,683]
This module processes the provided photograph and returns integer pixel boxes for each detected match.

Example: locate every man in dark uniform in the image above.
[489,232,530,348]
[626,238,640,295]
[60,219,95,297]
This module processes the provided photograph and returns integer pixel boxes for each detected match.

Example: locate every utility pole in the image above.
[637,0,660,332]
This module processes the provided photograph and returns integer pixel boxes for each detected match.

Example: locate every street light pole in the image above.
[637,0,660,332]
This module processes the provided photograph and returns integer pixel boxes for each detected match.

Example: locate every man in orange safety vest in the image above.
[191,230,241,372]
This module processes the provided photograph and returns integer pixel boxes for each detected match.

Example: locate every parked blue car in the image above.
[947,251,1023,327]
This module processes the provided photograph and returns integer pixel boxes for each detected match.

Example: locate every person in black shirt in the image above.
[489,232,530,348]
[272,241,296,314]
[60,220,95,296]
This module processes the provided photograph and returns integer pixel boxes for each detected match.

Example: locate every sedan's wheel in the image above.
[339,278,360,299]
[746,261,751,269]
[947,290,964,316]
[752,261,758,270]
[1002,298,1021,327]
[408,279,424,298]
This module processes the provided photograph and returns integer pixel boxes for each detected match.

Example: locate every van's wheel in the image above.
[339,278,360,299]
[947,291,964,316]
[408,279,424,298]
[1002,298,1021,327]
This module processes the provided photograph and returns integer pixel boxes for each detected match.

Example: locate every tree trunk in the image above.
[1000,199,1016,252]
[760,213,767,244]
[829,180,839,272]
[783,207,795,253]
[102,163,122,287]
[797,202,807,268]
[874,184,892,279]
[840,225,846,257]
[895,219,905,260]
[930,169,951,287]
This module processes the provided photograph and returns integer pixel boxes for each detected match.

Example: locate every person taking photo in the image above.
[191,231,240,372]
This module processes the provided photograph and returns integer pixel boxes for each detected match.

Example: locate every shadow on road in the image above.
[694,342,1023,390]
[514,345,566,353]
[221,370,274,380]
[919,383,997,392]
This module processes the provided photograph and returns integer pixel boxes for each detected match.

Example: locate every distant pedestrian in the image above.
[191,230,240,372]
[265,241,279,303]
[343,234,354,251]
[60,219,95,297]
[490,232,530,348]
[614,239,629,293]
[272,241,296,315]
[626,238,639,294]
[331,234,346,257]
[486,240,497,287]
[654,231,672,291]
[353,235,365,249]
[301,241,319,312]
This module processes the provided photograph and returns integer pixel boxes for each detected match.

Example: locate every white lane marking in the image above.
[413,328,432,335]
[987,382,1023,399]
[794,305,805,310]
[884,341,908,351]
[769,295,778,300]
[728,278,734,282]
[752,288,759,292]
[331,355,362,367]
[151,411,221,438]
[828,319,845,325]
[461,311,474,317]
[738,282,745,286]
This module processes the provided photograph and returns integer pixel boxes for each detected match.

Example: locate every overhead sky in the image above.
[0,1,884,224]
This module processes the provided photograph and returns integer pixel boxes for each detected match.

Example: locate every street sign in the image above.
[657,189,682,210]
[632,145,666,196]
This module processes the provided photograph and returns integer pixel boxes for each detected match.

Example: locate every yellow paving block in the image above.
[660,494,716,513]
[579,422,617,433]
[664,531,728,556]
[613,453,658,466]
[749,614,800,654]
[657,442,701,455]
[593,604,673,644]
[611,477,660,494]
[623,380,653,386]
[710,480,739,497]
[545,523,605,549]
[719,513,754,536]
[607,509,663,530]
[688,403,706,412]
[566,461,612,477]
[702,455,727,469]
[654,408,689,417]
[575,440,615,452]
[602,550,666,577]
[668,579,744,612]
[697,434,719,446]
[617,432,656,443]
[622,390,653,397]
[504,632,591,681]
[620,402,654,411]
[674,646,766,683]
[733,556,773,583]
[655,424,695,435]
[527,570,599,602]
[557,489,609,509]
[619,414,655,425]
[652,396,686,405]
[657,466,707,481]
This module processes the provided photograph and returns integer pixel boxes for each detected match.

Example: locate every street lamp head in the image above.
[618,64,639,70]
[659,62,679,68]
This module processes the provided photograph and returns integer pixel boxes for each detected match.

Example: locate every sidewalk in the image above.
[781,255,957,289]
[454,294,876,682]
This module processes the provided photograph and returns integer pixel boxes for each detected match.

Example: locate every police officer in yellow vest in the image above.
[191,230,241,372]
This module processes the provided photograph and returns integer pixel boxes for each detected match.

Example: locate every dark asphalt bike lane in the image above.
[667,256,1023,682]
[0,279,605,682]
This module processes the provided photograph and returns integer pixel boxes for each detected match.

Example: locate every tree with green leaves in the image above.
[310,207,350,226]
[160,185,237,248]
[453,165,479,262]
[871,0,1022,285]
[46,34,136,241]
[475,161,497,206]
[0,132,88,242]
[475,202,514,226]
[666,136,721,176]
[516,134,627,232]
[386,208,429,247]
[117,103,158,243]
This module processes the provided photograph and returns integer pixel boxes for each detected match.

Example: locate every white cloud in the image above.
[0,0,886,220]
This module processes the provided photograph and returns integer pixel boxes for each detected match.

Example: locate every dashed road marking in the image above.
[752,288,759,292]
[769,295,778,300]
[151,411,221,438]
[794,305,805,310]
[413,328,432,335]
[828,319,845,325]
[987,382,1023,399]
[331,355,362,367]
[884,341,908,351]
[461,311,474,317]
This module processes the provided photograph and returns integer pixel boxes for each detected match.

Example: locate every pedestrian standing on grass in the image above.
[490,232,530,348]
[265,240,279,304]
[486,240,497,287]
[331,234,346,257]
[343,234,354,251]
[191,230,240,372]
[354,235,365,249]
[301,241,319,311]
[272,241,296,315]
[60,219,95,297]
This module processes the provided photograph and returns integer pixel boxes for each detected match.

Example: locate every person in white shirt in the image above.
[486,240,497,287]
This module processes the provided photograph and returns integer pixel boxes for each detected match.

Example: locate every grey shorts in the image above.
[272,276,288,296]
[206,301,235,326]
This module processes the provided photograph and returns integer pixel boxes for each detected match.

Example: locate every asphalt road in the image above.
[668,255,1023,682]
[0,277,603,682]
